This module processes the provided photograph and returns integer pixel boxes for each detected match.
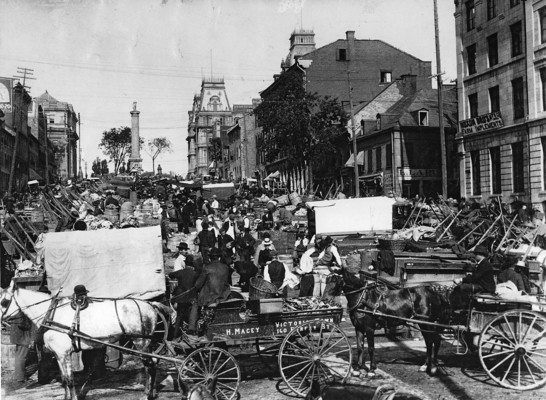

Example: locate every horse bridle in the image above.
[344,281,382,312]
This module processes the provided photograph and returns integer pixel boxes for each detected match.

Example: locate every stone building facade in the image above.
[34,91,78,180]
[186,78,234,179]
[226,111,260,182]
[455,0,546,212]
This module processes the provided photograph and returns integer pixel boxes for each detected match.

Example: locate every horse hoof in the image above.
[419,364,427,372]
[430,366,438,376]
[351,369,361,377]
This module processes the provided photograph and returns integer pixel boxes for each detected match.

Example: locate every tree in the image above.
[208,137,222,176]
[99,126,135,175]
[91,157,101,176]
[254,70,349,184]
[147,137,172,174]
[100,159,109,175]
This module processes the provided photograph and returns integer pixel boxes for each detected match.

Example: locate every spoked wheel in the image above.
[178,346,241,400]
[151,309,169,355]
[479,310,546,390]
[279,319,352,397]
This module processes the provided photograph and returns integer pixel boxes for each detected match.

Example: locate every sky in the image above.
[0,0,457,177]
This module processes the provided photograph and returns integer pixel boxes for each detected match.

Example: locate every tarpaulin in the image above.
[44,226,165,299]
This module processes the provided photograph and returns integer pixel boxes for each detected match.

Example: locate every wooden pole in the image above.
[521,228,539,263]
[470,213,502,251]
[436,209,463,242]
[457,220,485,245]
[495,214,518,252]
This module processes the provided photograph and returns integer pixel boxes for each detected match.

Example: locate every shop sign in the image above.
[0,77,13,112]
[398,168,440,180]
[459,111,503,135]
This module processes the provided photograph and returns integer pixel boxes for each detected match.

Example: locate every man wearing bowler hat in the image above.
[454,245,495,294]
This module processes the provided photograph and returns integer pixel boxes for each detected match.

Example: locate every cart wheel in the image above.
[279,320,352,397]
[151,309,169,355]
[178,346,240,400]
[479,310,546,390]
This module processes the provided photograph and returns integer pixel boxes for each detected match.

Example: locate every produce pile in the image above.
[283,297,341,312]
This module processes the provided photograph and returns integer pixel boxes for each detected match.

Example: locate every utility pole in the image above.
[78,112,82,180]
[13,67,35,92]
[347,71,360,197]
[434,0,448,198]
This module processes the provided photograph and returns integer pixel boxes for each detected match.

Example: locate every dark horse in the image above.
[336,267,450,377]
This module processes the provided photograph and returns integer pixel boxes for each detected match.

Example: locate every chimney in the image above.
[400,74,418,95]
[346,31,356,61]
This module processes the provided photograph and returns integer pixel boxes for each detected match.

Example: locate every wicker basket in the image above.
[249,277,277,300]
[378,238,407,251]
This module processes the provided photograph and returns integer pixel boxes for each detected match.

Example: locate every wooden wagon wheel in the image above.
[278,320,352,397]
[478,310,546,390]
[120,308,170,355]
[178,346,241,400]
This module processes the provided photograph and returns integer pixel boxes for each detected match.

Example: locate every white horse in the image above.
[1,281,170,400]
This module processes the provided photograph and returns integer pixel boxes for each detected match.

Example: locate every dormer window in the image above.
[376,114,381,130]
[418,110,429,126]
[380,71,392,83]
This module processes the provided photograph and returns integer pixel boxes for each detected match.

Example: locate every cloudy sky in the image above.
[0,0,456,177]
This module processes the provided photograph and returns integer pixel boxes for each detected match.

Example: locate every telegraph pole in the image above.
[78,113,82,179]
[347,71,360,197]
[434,0,448,198]
[13,67,35,92]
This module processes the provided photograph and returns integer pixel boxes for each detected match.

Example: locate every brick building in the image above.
[226,109,260,182]
[455,0,546,212]
[0,80,32,194]
[186,78,234,179]
[34,91,78,180]
[28,100,57,184]
[257,29,434,193]
[349,75,458,198]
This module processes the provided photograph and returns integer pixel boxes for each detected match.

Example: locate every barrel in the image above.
[289,192,302,206]
[278,254,294,272]
[120,201,134,221]
[104,208,119,224]
[1,331,15,371]
[31,209,45,231]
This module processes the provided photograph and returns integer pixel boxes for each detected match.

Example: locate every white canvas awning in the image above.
[344,151,364,167]
[264,170,280,180]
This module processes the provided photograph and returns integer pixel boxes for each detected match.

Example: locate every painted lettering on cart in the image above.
[273,318,334,335]
[224,326,261,336]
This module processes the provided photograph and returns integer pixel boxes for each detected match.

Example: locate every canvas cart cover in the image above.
[201,183,235,200]
[44,226,166,299]
[307,197,396,235]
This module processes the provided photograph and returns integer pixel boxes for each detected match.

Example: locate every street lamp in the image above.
[157,164,162,176]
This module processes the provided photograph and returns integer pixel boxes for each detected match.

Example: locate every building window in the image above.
[512,77,525,119]
[511,22,523,57]
[489,86,500,113]
[418,110,429,126]
[487,0,497,20]
[337,48,347,61]
[376,147,382,171]
[367,149,373,172]
[471,150,481,195]
[487,34,498,67]
[512,142,524,192]
[386,143,392,169]
[490,147,501,194]
[542,137,546,190]
[468,93,478,118]
[376,115,381,130]
[49,117,54,124]
[541,69,546,111]
[510,0,520,7]
[541,7,546,44]
[467,44,477,75]
[466,1,475,31]
[380,71,392,83]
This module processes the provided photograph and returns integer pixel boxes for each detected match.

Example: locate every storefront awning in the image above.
[359,172,383,182]
[29,168,43,181]
[264,170,280,180]
[344,151,364,167]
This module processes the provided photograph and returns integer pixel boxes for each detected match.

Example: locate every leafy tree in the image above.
[100,159,109,175]
[254,70,349,182]
[99,126,142,175]
[147,136,172,174]
[91,157,101,176]
[208,137,222,176]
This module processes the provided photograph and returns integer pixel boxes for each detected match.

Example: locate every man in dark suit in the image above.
[169,263,199,339]
[455,245,495,293]
[196,221,216,264]
[188,248,231,339]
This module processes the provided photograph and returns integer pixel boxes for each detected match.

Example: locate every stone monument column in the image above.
[128,102,142,174]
